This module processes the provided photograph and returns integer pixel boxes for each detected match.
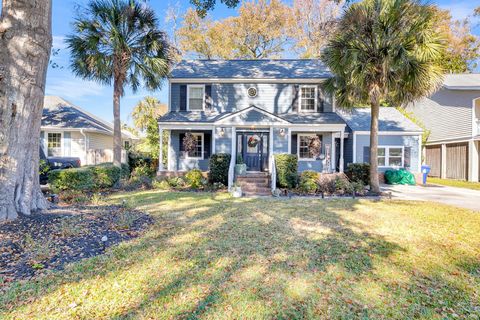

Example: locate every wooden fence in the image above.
[446,143,468,180]
[86,149,127,165]
[425,145,441,177]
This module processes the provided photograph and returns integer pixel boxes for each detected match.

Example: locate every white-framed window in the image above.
[187,85,205,111]
[186,133,204,159]
[299,85,317,112]
[377,146,404,167]
[297,134,322,160]
[47,132,62,157]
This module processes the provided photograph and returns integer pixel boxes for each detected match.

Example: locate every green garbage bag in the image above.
[384,169,416,185]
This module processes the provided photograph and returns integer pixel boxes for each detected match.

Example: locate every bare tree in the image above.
[0,0,52,220]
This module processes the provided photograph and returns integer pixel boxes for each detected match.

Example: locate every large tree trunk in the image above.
[112,78,122,167]
[0,0,52,221]
[369,98,380,193]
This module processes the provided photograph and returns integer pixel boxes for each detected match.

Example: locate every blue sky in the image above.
[45,0,480,125]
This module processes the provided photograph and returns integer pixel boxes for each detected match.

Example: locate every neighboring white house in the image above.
[41,96,138,165]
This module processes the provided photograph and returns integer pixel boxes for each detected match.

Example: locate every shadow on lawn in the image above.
[2,191,479,319]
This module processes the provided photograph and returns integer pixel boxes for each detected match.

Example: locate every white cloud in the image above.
[46,78,106,100]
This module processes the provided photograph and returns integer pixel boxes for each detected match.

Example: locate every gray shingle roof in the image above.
[338,107,422,132]
[42,96,137,139]
[443,74,480,89]
[159,110,345,125]
[158,111,229,123]
[170,59,330,79]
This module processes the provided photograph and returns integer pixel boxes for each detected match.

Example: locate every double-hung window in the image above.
[187,85,205,111]
[47,132,62,157]
[187,133,204,159]
[298,134,321,160]
[377,146,404,167]
[299,85,317,112]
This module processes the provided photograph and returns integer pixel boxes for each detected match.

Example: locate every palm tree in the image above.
[67,0,172,167]
[322,0,444,193]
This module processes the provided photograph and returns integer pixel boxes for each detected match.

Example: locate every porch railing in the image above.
[270,154,276,193]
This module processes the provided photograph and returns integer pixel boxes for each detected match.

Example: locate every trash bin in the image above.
[421,165,431,185]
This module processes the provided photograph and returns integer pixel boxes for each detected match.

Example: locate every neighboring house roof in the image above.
[443,74,480,90]
[338,107,422,132]
[170,59,330,79]
[42,96,137,139]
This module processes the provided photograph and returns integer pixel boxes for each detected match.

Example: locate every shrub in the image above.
[131,163,155,178]
[88,164,122,189]
[185,169,203,189]
[209,153,231,185]
[298,170,319,194]
[275,154,298,189]
[48,168,94,192]
[128,152,153,172]
[317,174,338,194]
[152,179,171,190]
[120,163,130,179]
[167,176,186,188]
[334,175,351,195]
[345,163,370,185]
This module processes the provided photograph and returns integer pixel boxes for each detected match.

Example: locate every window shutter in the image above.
[291,133,298,155]
[180,85,187,111]
[205,85,212,110]
[63,132,71,156]
[363,146,370,163]
[292,85,299,112]
[317,86,324,112]
[179,133,185,158]
[317,134,323,155]
[204,133,211,159]
[404,147,411,168]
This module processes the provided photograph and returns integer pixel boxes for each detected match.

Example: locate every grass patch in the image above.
[1,191,480,319]
[428,177,480,191]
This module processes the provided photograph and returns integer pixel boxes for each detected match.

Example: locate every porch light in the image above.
[219,128,225,137]
[279,128,285,136]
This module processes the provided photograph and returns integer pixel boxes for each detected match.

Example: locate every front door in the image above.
[238,132,269,172]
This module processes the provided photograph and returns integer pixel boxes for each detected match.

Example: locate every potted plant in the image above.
[235,154,247,176]
[231,182,242,198]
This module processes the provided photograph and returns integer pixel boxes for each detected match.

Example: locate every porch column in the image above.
[330,136,335,173]
[269,126,273,171]
[158,126,164,172]
[468,140,479,182]
[339,130,344,172]
[212,126,216,154]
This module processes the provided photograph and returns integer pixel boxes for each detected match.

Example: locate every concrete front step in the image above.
[236,177,270,184]
[236,173,272,196]
[241,186,271,193]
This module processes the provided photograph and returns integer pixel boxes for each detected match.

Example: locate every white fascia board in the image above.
[170,78,327,84]
[354,131,423,136]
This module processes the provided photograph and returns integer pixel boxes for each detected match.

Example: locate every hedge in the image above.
[275,154,298,189]
[48,163,124,192]
[209,153,231,185]
[345,163,370,185]
[299,170,318,194]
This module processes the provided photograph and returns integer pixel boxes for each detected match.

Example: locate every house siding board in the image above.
[273,128,289,153]
[355,134,420,172]
[408,88,478,142]
[170,83,333,114]
[170,130,212,171]
[296,132,332,173]
[214,127,232,154]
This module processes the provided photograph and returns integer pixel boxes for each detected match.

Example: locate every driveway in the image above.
[381,183,480,212]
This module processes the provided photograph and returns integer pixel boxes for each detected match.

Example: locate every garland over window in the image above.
[183,132,197,153]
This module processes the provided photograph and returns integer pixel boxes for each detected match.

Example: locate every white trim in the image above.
[158,122,347,131]
[167,130,172,171]
[159,127,164,171]
[215,106,290,125]
[426,136,475,145]
[355,131,423,136]
[212,126,216,154]
[339,130,344,172]
[185,132,204,160]
[297,133,322,161]
[443,85,480,90]
[299,85,318,113]
[418,134,422,172]
[269,126,274,172]
[352,131,357,163]
[171,78,327,84]
[186,84,206,111]
[377,145,405,168]
[473,97,480,137]
[287,128,292,154]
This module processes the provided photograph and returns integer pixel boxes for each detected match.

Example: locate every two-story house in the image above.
[158,59,423,193]
[407,74,480,182]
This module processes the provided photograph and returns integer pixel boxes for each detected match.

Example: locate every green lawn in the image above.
[428,177,480,191]
[2,191,480,319]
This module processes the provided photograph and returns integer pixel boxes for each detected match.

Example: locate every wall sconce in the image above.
[219,127,225,137]
[279,128,285,136]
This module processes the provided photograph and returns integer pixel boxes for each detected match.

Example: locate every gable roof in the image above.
[338,107,422,133]
[215,106,290,125]
[170,59,330,79]
[42,96,137,139]
[443,74,480,90]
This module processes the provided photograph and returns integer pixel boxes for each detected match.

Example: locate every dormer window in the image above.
[187,85,205,111]
[299,85,317,112]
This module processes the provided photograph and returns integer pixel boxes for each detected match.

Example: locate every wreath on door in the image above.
[247,135,260,148]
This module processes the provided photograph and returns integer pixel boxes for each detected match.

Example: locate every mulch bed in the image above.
[0,204,153,284]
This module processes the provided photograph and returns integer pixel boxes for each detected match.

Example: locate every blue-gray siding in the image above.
[296,132,332,173]
[169,130,211,171]
[170,83,333,114]
[355,134,421,172]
